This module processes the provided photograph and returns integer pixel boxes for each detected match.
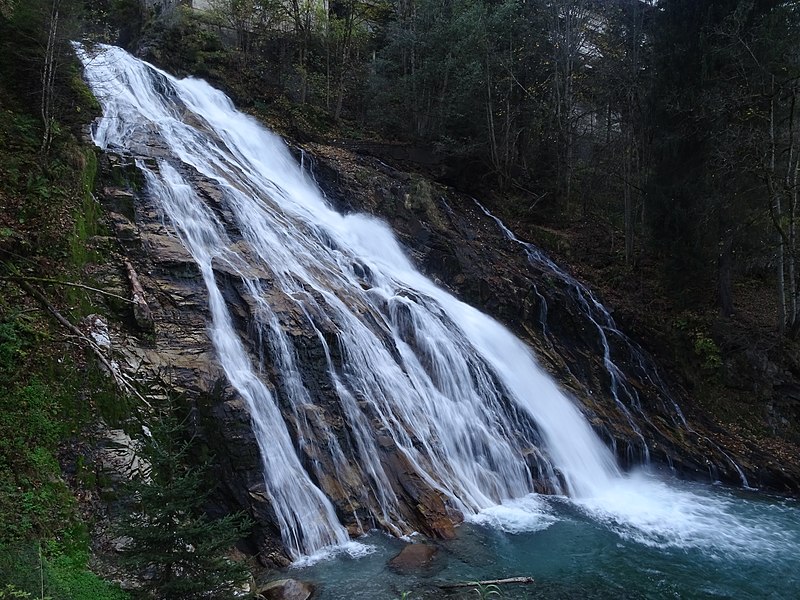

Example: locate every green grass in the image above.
[0,12,134,598]
[0,310,131,599]
[0,536,128,600]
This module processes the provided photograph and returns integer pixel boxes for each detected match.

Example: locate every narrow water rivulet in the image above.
[76,44,800,582]
[472,200,754,486]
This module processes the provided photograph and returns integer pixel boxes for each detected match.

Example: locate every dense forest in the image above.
[2,0,798,355]
[1,0,800,597]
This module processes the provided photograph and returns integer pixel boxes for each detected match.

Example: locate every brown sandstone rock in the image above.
[389,543,438,572]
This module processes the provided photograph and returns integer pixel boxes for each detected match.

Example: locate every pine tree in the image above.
[117,413,252,599]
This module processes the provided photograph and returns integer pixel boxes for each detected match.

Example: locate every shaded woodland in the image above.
[5,0,796,333]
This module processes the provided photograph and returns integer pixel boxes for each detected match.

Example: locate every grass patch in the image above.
[0,310,130,599]
[0,536,128,600]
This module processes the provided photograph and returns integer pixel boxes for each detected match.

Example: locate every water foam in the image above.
[290,541,377,568]
[467,494,558,534]
[575,472,800,559]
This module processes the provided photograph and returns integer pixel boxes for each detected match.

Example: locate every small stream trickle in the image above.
[472,200,752,485]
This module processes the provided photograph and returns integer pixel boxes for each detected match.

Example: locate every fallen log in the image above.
[122,258,154,331]
[439,577,535,589]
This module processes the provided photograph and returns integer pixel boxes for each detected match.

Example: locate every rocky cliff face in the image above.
[95,156,288,564]
[92,136,799,565]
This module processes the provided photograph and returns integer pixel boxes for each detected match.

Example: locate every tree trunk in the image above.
[334,5,355,121]
[786,86,798,332]
[718,228,735,318]
[40,0,60,155]
[790,136,800,337]
[623,132,634,266]
[439,577,535,589]
[325,8,331,111]
[767,81,788,333]
[623,1,642,267]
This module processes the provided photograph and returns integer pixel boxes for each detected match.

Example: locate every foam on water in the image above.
[574,472,800,559]
[467,494,558,534]
[291,541,377,569]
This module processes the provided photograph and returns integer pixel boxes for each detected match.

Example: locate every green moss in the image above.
[68,67,101,117]
[70,148,101,267]
[0,17,133,599]
[692,332,722,371]
[88,362,131,427]
[0,313,129,596]
[404,175,449,230]
[66,148,114,316]
[0,375,75,542]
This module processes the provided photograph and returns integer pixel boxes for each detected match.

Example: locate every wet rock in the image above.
[110,535,133,552]
[257,578,315,600]
[103,187,136,219]
[106,211,139,241]
[82,314,111,353]
[140,231,195,266]
[302,141,800,494]
[93,124,800,574]
[381,448,460,539]
[96,168,280,564]
[389,543,438,572]
[95,424,148,484]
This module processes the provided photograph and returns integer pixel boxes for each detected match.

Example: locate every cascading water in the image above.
[472,201,752,484]
[76,44,788,565]
[474,201,671,451]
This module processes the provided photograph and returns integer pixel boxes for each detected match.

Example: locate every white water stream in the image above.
[76,44,785,562]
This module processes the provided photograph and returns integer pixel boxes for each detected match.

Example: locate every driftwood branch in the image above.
[18,279,151,408]
[439,577,535,589]
[122,258,154,330]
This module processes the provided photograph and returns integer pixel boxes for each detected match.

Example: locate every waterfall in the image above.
[76,44,671,559]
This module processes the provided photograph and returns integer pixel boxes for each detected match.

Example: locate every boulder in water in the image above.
[389,543,438,572]
[257,578,315,600]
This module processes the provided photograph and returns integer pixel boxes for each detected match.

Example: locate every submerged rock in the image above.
[389,543,438,572]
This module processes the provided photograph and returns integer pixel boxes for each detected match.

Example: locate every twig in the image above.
[0,275,134,303]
